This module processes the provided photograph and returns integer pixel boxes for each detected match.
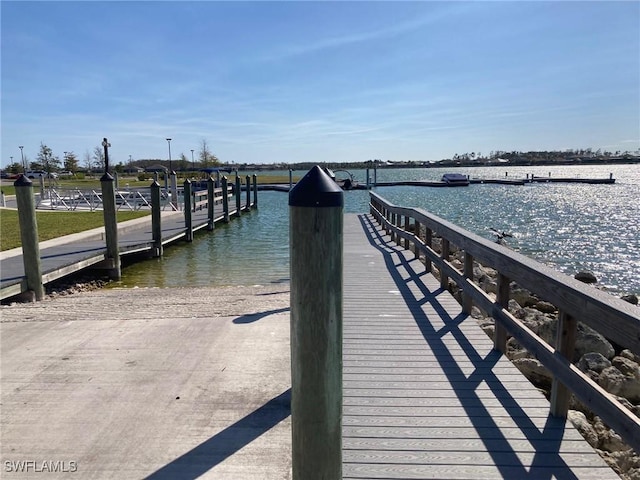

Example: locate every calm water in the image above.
[115,164,639,297]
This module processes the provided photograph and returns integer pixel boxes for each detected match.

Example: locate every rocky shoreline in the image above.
[438,243,640,479]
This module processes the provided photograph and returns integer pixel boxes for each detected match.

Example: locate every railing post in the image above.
[463,252,474,314]
[207,176,215,231]
[101,172,121,280]
[414,220,421,259]
[289,166,343,480]
[252,174,258,208]
[395,213,402,246]
[425,228,433,272]
[151,180,163,257]
[404,216,410,249]
[14,175,44,301]
[385,209,391,235]
[494,273,510,353]
[235,175,241,217]
[183,179,193,242]
[245,175,251,210]
[221,176,230,222]
[550,311,578,417]
[289,168,293,191]
[440,238,450,290]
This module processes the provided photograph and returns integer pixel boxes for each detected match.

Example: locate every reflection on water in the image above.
[114,164,639,296]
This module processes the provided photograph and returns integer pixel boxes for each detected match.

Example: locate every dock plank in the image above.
[342,213,616,479]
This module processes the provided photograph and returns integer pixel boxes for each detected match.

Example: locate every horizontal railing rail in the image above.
[369,191,640,453]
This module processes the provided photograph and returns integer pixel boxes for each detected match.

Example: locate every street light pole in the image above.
[19,146,24,173]
[166,138,173,174]
[190,149,194,172]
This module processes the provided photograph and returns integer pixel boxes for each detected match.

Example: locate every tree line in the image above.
[3,139,220,175]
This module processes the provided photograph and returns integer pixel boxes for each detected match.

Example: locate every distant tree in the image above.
[92,145,105,171]
[198,139,219,168]
[178,152,189,171]
[83,150,94,172]
[36,142,61,174]
[7,162,23,174]
[63,151,79,173]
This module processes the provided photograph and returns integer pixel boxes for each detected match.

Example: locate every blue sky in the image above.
[2,1,639,168]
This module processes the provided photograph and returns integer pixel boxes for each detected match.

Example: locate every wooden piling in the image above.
[14,175,44,301]
[252,174,258,208]
[207,176,215,231]
[151,180,163,257]
[245,175,251,210]
[289,165,343,480]
[221,176,230,222]
[170,172,178,210]
[100,173,121,280]
[235,175,241,217]
[184,179,193,242]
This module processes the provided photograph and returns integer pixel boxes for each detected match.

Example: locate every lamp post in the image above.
[129,154,132,174]
[190,149,195,172]
[166,138,173,174]
[19,145,24,172]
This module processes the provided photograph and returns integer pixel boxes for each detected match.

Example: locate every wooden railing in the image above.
[369,191,640,453]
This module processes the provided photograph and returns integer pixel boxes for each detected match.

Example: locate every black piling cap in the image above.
[289,165,344,208]
[14,174,32,187]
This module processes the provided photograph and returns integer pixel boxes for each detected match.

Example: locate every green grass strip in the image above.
[0,209,149,251]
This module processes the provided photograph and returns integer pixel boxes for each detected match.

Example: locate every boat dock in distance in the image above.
[363,173,615,189]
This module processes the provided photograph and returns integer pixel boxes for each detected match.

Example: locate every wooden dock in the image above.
[0,187,254,302]
[341,213,617,479]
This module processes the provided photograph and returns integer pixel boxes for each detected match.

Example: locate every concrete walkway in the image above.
[0,284,292,479]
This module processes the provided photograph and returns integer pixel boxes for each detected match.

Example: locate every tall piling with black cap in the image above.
[151,180,163,257]
[207,176,215,230]
[252,174,258,208]
[14,175,44,301]
[221,176,230,222]
[289,165,343,480]
[245,175,251,210]
[183,178,193,241]
[235,175,241,217]
[100,138,121,280]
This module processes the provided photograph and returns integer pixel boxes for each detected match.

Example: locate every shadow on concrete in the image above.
[233,307,290,324]
[145,388,291,480]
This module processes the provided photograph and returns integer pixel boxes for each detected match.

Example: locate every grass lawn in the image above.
[0,209,149,251]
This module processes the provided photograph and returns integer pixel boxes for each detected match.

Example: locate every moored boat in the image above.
[441,173,470,186]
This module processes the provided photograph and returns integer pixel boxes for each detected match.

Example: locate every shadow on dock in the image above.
[355,213,579,480]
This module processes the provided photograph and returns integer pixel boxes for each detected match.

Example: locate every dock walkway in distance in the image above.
[341,213,617,479]
[1,201,248,301]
